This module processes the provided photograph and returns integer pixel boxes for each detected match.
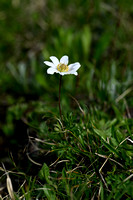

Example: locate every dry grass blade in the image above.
[98,184,101,200]
[56,117,64,130]
[127,138,133,144]
[27,153,42,166]
[69,95,85,117]
[6,175,15,200]
[99,172,110,191]
[50,157,59,167]
[124,99,132,118]
[99,136,130,173]
[123,174,133,182]
[29,136,56,145]
[55,159,70,166]
[66,166,84,174]
[17,180,26,193]
[95,153,124,168]
[115,86,133,103]
[91,191,96,200]
[0,167,25,176]
[2,164,15,200]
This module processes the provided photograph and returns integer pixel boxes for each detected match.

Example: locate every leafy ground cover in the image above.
[0,0,133,199]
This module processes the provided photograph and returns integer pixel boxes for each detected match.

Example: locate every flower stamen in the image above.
[57,63,69,72]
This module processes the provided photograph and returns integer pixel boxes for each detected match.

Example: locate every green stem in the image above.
[59,75,63,121]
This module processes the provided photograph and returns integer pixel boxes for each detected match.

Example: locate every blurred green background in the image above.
[0,0,133,173]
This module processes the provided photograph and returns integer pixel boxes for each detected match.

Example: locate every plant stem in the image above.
[59,75,63,121]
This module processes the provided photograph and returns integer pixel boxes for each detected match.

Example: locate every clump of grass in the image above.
[1,106,132,199]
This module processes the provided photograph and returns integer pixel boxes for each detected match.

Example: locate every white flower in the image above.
[44,55,81,76]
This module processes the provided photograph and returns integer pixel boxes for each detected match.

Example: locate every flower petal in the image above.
[59,72,66,76]
[65,71,78,76]
[47,67,58,74]
[44,61,55,68]
[68,62,81,71]
[50,56,59,66]
[60,55,69,65]
[72,71,78,76]
[59,71,78,76]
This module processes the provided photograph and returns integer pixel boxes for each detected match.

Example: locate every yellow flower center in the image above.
[57,63,69,72]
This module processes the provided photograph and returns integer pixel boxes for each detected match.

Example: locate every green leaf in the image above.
[62,168,70,196]
[39,163,53,185]
[93,128,120,156]
[100,181,104,200]
[43,185,56,200]
[93,128,111,140]
[102,140,120,157]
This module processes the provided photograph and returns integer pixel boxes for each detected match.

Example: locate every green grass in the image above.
[1,101,133,199]
[0,0,133,199]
